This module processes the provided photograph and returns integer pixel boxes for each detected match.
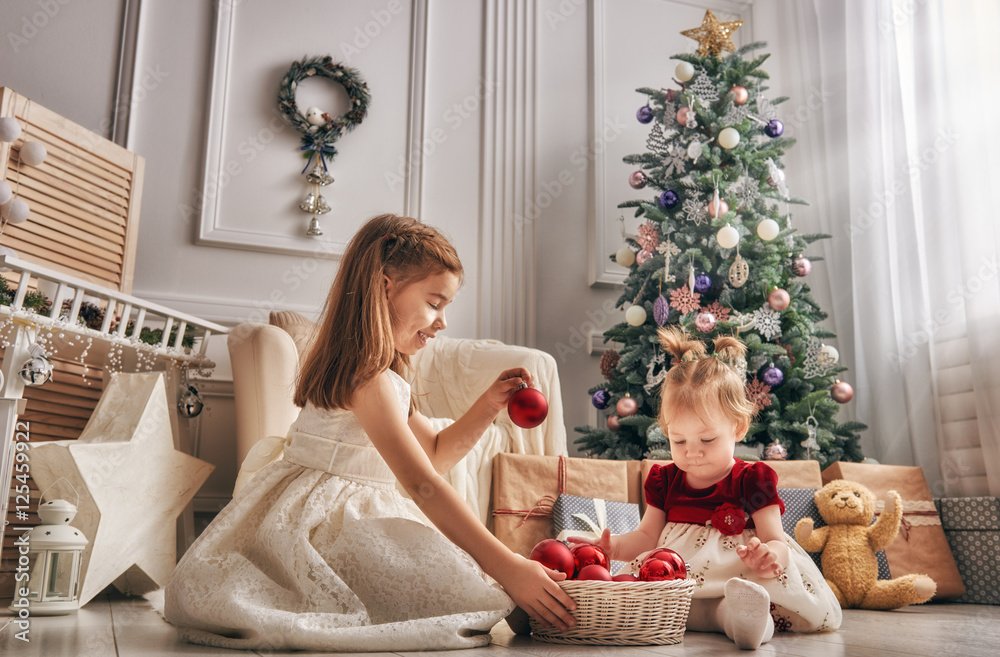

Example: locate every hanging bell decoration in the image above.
[19,344,53,386]
[177,384,204,418]
[305,164,335,186]
[298,192,318,213]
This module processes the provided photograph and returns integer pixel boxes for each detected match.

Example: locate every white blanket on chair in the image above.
[409,336,568,526]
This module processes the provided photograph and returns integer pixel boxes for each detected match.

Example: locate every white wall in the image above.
[1,0,844,485]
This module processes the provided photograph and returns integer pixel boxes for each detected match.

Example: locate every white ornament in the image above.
[682,197,709,226]
[687,140,704,161]
[757,218,780,241]
[615,246,636,267]
[675,61,695,82]
[803,340,838,379]
[0,180,11,205]
[717,223,740,249]
[729,253,749,287]
[752,304,783,340]
[19,141,47,166]
[1,197,30,224]
[765,157,789,200]
[821,344,840,363]
[644,350,668,395]
[304,107,326,126]
[690,73,720,103]
[0,117,22,142]
[626,304,647,326]
[718,127,740,149]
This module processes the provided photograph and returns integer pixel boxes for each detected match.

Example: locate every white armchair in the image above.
[227,316,567,525]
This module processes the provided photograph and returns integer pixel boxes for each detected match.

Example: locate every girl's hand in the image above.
[482,367,535,414]
[566,528,615,561]
[498,557,577,631]
[737,537,783,578]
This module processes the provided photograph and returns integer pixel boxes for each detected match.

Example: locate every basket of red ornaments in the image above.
[527,539,695,646]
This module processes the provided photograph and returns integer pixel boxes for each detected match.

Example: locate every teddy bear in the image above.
[795,479,936,610]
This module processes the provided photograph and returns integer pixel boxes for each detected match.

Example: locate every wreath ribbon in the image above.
[300,142,338,174]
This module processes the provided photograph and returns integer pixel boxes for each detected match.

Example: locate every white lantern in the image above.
[11,500,88,615]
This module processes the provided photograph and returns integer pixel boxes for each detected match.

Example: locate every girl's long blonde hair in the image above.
[657,326,756,437]
[294,213,463,410]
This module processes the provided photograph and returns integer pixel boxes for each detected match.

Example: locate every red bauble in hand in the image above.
[570,543,609,576]
[528,539,575,578]
[643,548,687,576]
[508,385,548,429]
[576,564,612,581]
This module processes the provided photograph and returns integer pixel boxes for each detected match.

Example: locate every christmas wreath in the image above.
[277,55,370,173]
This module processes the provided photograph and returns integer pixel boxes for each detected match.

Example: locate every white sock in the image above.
[722,578,774,650]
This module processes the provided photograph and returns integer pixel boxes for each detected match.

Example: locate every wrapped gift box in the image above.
[933,497,1000,605]
[552,493,640,573]
[822,462,965,600]
[492,454,631,557]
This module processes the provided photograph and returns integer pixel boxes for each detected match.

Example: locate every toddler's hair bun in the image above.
[657,325,707,362]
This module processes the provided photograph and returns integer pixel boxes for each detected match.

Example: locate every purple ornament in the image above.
[764,119,784,138]
[693,274,712,293]
[591,389,610,410]
[653,295,670,326]
[761,365,784,387]
[629,171,647,189]
[659,189,679,209]
[636,106,654,124]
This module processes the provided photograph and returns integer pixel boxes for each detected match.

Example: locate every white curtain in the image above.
[754,0,1000,496]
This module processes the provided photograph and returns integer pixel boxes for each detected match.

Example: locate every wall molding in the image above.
[195,0,430,258]
[479,0,537,345]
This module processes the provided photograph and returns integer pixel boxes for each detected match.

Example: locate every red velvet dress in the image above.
[631,459,841,633]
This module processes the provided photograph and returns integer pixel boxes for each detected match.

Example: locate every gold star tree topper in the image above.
[681,9,744,58]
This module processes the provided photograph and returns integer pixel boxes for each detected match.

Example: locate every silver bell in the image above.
[178,385,204,418]
[305,166,335,186]
[299,193,317,213]
[306,216,324,237]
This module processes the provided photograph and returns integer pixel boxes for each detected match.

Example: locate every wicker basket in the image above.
[529,578,695,646]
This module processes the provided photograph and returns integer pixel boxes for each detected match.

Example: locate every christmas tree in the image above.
[576,12,865,468]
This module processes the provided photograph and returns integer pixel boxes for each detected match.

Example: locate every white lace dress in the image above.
[163,371,514,652]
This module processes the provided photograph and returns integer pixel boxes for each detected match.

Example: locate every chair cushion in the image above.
[269,310,317,361]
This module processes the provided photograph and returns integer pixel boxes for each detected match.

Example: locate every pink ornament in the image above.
[636,249,652,265]
[832,381,854,404]
[793,257,812,277]
[768,288,791,311]
[616,396,638,417]
[707,197,729,218]
[676,106,693,126]
[694,311,716,333]
[607,414,621,431]
[731,85,749,105]
[629,171,647,189]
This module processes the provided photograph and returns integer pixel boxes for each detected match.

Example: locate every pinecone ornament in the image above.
[600,349,620,381]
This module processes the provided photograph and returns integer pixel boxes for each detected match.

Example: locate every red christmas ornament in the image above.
[508,385,548,428]
[616,396,638,417]
[606,414,621,431]
[570,543,609,576]
[832,380,854,404]
[576,564,612,581]
[642,548,687,575]
[612,573,639,582]
[639,558,685,581]
[529,539,575,577]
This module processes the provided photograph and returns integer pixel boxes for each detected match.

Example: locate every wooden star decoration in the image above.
[27,372,213,606]
[680,9,744,58]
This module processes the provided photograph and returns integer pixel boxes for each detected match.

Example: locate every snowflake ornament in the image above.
[690,73,720,104]
[701,301,731,322]
[756,96,778,121]
[802,339,839,379]
[662,144,688,177]
[722,102,750,126]
[745,375,773,413]
[682,197,709,226]
[752,304,782,340]
[637,222,660,252]
[730,173,760,208]
[669,285,701,315]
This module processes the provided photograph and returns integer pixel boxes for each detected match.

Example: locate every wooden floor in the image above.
[1,591,998,656]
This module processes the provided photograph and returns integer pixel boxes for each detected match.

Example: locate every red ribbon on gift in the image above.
[492,455,567,528]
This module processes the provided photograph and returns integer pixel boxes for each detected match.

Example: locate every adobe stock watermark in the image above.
[543,0,585,30]
[552,298,620,363]
[7,0,72,54]
[888,254,998,372]
[338,0,404,64]
[779,84,834,137]
[844,125,959,240]
[385,77,499,192]
[179,108,289,224]
[878,0,930,36]
[513,116,627,232]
